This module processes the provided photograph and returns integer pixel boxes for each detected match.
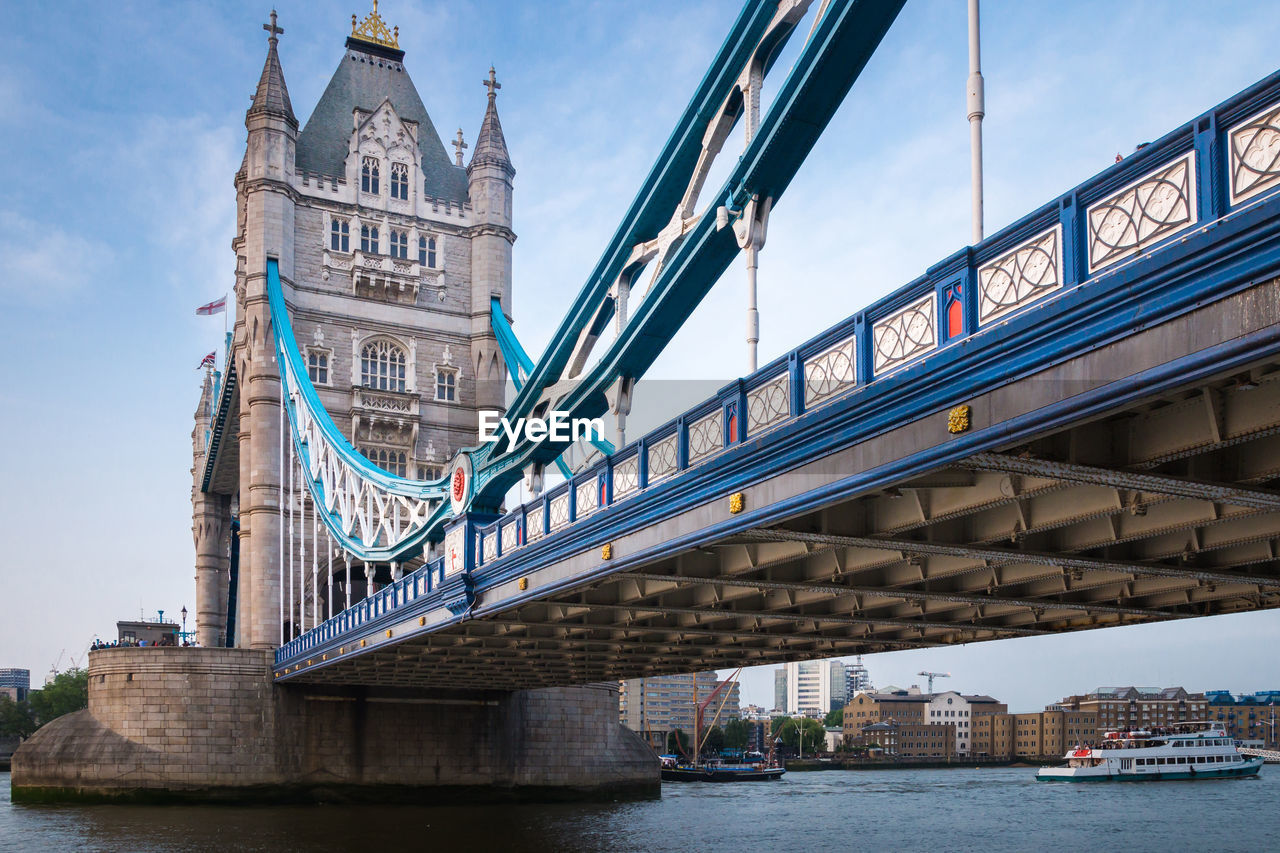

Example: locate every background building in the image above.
[116,620,180,647]
[847,721,956,758]
[1055,686,1207,730]
[926,691,1007,755]
[0,669,30,703]
[619,672,740,748]
[844,656,873,697]
[777,659,847,716]
[1206,690,1280,748]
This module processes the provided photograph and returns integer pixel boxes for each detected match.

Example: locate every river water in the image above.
[3,767,1277,852]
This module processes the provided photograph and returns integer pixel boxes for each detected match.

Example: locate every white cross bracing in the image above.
[279,341,444,558]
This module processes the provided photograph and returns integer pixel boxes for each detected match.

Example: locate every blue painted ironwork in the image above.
[275,62,1280,671]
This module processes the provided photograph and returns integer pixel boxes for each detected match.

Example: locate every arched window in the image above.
[361,157,380,194]
[390,229,408,259]
[360,224,379,254]
[360,340,407,392]
[418,235,438,268]
[330,219,349,252]
[390,162,409,200]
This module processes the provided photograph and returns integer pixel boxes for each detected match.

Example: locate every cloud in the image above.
[0,210,112,306]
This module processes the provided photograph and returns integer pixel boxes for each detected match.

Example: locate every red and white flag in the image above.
[196,296,227,316]
[198,352,216,369]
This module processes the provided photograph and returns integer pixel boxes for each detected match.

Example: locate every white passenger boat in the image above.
[1036,722,1264,782]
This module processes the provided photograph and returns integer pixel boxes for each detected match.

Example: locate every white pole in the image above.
[745,61,762,374]
[298,462,306,635]
[327,532,334,621]
[311,495,318,630]
[278,396,284,647]
[967,0,985,245]
[344,555,353,610]
[288,437,295,640]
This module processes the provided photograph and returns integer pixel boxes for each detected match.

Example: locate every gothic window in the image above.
[360,340,407,393]
[361,157,380,194]
[419,236,438,268]
[390,229,408,259]
[330,219,350,252]
[360,224,379,254]
[435,368,457,402]
[359,446,407,477]
[390,162,409,200]
[420,465,442,481]
[307,349,330,385]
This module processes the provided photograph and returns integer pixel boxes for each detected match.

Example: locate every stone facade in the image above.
[192,10,513,649]
[11,648,657,802]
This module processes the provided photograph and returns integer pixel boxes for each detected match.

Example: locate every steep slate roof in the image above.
[296,40,468,203]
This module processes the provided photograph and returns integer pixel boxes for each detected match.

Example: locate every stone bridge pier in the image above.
[10,648,657,803]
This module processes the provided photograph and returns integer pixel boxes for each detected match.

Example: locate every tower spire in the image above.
[470,66,512,174]
[249,10,296,126]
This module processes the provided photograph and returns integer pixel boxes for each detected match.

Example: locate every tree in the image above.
[0,695,35,739]
[723,718,749,751]
[774,717,826,754]
[27,668,88,727]
[824,707,844,728]
[666,729,690,756]
[703,725,725,757]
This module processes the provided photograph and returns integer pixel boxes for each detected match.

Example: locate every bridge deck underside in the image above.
[287,278,1280,689]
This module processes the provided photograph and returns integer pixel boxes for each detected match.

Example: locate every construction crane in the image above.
[918,671,951,693]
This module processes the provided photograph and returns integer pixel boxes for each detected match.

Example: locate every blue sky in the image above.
[1,0,1278,708]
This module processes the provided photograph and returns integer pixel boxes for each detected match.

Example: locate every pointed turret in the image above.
[469,66,514,176]
[467,67,515,423]
[248,10,297,127]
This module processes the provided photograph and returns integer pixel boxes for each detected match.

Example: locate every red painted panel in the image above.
[948,297,964,338]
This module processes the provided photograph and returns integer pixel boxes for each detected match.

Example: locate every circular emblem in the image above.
[449,453,472,516]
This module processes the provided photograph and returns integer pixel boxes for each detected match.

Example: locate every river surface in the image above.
[4,767,1277,851]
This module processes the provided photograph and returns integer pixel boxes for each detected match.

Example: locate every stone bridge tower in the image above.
[191,5,514,648]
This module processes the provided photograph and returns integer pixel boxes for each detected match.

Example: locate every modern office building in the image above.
[0,669,30,703]
[777,659,847,716]
[844,656,873,697]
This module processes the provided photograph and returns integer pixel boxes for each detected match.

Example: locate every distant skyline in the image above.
[2,1,1279,708]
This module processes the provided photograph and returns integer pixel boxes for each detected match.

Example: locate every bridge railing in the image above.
[274,67,1280,671]
[469,67,1280,572]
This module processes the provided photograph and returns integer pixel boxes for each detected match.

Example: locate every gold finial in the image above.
[351,0,400,49]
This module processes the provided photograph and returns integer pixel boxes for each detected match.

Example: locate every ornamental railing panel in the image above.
[803,336,857,407]
[1087,152,1197,272]
[1229,102,1280,205]
[978,225,1063,325]
[872,294,936,374]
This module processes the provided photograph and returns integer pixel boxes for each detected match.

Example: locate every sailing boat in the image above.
[660,668,785,782]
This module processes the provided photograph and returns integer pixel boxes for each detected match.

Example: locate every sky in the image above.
[1,0,1278,710]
